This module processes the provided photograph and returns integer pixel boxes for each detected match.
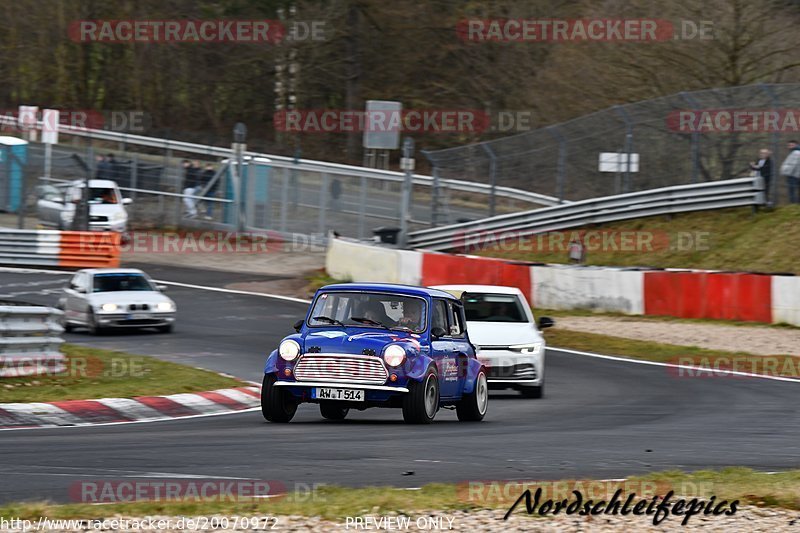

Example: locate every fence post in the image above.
[481,144,497,217]
[679,92,702,184]
[280,166,289,233]
[613,105,634,193]
[546,126,567,203]
[760,83,781,205]
[318,172,329,235]
[358,175,367,240]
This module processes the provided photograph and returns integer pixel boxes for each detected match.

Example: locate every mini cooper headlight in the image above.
[100,303,118,312]
[279,339,301,361]
[509,342,543,355]
[383,345,406,367]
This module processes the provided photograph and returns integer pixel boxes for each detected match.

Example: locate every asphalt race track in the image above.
[0,266,798,505]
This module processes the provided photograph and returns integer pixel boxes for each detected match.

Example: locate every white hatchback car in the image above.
[432,285,553,398]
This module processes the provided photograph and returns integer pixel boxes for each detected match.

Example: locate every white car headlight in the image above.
[510,343,543,355]
[279,339,301,361]
[100,303,118,312]
[156,301,175,312]
[383,344,406,367]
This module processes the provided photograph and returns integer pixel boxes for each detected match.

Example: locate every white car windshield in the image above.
[308,291,426,333]
[93,273,153,292]
[463,293,528,323]
[87,188,119,204]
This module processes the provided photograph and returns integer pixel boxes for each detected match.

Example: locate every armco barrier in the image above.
[0,229,120,268]
[325,238,422,285]
[325,238,799,327]
[0,304,66,377]
[771,275,800,326]
[644,271,772,323]
[532,266,644,314]
[421,253,532,301]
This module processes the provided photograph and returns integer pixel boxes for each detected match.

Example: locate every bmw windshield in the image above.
[308,291,427,333]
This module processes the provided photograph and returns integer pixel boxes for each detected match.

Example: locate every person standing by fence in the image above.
[780,140,800,204]
[201,162,218,219]
[182,159,200,218]
[750,148,773,206]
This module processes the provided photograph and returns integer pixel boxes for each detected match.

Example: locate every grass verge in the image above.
[0,344,243,403]
[476,205,800,274]
[1,468,798,520]
[543,328,800,377]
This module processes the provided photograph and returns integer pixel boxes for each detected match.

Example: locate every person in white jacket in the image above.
[780,140,800,204]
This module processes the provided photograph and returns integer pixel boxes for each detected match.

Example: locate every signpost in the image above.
[399,137,415,247]
[42,109,59,178]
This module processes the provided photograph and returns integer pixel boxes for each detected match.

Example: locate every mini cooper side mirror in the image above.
[431,326,447,339]
[293,319,304,333]
[538,316,555,329]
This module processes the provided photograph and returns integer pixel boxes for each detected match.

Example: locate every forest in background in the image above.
[2,0,800,165]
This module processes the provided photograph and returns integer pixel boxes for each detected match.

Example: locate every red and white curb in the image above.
[0,386,260,429]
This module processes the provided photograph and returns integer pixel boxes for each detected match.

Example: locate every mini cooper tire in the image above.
[403,366,439,424]
[319,402,349,421]
[456,370,488,422]
[261,374,297,423]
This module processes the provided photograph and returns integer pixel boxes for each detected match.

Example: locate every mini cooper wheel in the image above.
[456,370,488,422]
[261,374,297,423]
[403,366,439,424]
[319,402,349,421]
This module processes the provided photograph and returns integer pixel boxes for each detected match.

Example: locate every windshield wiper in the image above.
[350,316,390,329]
[313,315,345,326]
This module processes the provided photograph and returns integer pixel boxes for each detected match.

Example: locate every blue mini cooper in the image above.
[261,283,488,424]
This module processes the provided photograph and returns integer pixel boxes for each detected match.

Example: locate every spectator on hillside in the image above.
[750,148,773,206]
[780,140,800,204]
[568,237,585,264]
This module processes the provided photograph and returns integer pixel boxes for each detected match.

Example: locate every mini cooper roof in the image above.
[318,282,459,301]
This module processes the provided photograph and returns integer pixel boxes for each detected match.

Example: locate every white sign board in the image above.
[42,109,59,144]
[599,152,639,173]
[363,100,402,150]
[18,106,38,141]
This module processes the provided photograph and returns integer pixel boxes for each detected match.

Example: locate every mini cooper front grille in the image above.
[294,354,388,385]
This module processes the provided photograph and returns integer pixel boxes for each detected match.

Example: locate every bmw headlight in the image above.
[279,339,301,361]
[510,343,543,355]
[383,344,406,367]
[100,303,118,312]
[156,301,175,312]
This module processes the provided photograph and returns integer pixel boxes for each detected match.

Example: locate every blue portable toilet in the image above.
[0,136,28,213]
[223,156,271,227]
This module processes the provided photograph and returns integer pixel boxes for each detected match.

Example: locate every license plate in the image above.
[128,313,149,320]
[314,388,364,401]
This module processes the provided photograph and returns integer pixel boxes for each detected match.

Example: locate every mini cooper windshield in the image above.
[308,291,427,334]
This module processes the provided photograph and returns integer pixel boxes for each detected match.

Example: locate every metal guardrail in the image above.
[0,115,562,208]
[0,305,66,377]
[0,229,120,268]
[408,176,766,251]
